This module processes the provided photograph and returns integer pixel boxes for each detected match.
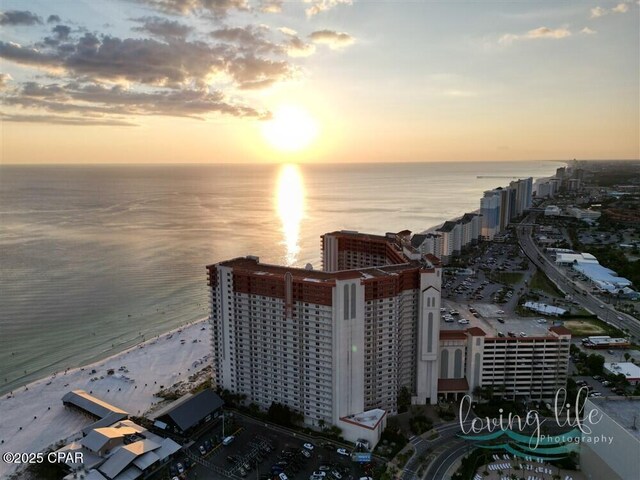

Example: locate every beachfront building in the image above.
[480,190,501,240]
[149,388,224,437]
[438,326,571,402]
[436,221,462,262]
[509,177,533,219]
[207,230,442,446]
[411,233,443,259]
[58,419,181,480]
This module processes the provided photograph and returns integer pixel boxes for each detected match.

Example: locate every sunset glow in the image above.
[261,106,319,153]
[275,163,305,265]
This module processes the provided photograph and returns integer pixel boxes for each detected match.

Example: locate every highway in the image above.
[516,217,640,342]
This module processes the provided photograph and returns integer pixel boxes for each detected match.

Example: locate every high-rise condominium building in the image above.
[207,231,442,446]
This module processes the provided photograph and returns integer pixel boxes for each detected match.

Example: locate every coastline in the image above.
[0,318,210,479]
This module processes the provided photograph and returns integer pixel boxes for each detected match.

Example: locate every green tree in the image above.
[397,386,412,413]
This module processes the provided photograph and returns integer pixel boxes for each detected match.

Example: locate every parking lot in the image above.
[178,415,377,480]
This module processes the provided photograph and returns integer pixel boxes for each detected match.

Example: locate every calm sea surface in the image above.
[0,161,562,394]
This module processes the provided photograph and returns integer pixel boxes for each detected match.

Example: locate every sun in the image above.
[261,105,319,152]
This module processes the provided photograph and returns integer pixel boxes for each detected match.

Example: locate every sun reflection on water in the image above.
[275,164,305,266]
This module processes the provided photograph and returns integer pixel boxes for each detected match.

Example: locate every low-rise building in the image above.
[604,362,640,385]
[437,325,571,402]
[149,388,224,437]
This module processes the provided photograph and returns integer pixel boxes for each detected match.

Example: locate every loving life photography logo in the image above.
[457,387,612,460]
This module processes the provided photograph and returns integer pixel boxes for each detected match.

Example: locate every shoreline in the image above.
[0,317,208,397]
[0,318,211,478]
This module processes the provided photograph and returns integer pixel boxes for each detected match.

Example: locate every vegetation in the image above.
[564,318,624,337]
[397,386,412,413]
[375,417,408,458]
[489,271,524,286]
[409,414,433,435]
[530,269,563,297]
[451,448,487,480]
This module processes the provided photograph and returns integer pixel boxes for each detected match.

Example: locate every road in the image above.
[400,421,473,480]
[516,218,640,342]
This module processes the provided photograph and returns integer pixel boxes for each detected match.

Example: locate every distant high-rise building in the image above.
[480,190,501,240]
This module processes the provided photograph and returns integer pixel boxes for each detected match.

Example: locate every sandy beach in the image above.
[0,319,211,479]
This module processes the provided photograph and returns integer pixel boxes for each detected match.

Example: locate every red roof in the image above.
[549,326,572,336]
[438,378,469,392]
[466,326,486,336]
[440,330,467,340]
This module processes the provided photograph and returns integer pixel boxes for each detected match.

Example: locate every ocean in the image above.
[0,161,562,394]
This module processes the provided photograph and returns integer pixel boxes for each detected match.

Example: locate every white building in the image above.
[544,205,561,216]
[208,231,442,446]
[568,207,601,221]
[436,221,461,262]
[411,233,443,259]
[604,362,640,385]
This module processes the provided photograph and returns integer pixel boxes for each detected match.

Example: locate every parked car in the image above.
[336,448,349,456]
[199,445,207,455]
[303,443,315,450]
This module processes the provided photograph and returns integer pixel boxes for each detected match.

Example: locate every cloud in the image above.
[444,90,477,98]
[132,16,192,40]
[0,4,348,126]
[499,26,571,44]
[0,73,12,89]
[3,81,268,119]
[304,0,352,17]
[52,25,72,41]
[612,3,629,13]
[527,26,571,39]
[210,25,282,55]
[284,36,315,58]
[580,27,597,34]
[278,27,315,57]
[0,10,42,26]
[259,0,283,13]
[226,55,292,89]
[0,112,138,126]
[591,3,630,17]
[135,0,249,17]
[309,30,354,49]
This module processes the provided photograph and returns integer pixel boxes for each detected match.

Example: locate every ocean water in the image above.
[0,161,562,394]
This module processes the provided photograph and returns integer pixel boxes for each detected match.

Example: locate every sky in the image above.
[0,0,638,164]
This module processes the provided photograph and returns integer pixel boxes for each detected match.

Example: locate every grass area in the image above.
[489,271,524,286]
[529,269,563,298]
[563,318,624,337]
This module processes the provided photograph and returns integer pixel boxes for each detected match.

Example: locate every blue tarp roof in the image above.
[573,263,632,289]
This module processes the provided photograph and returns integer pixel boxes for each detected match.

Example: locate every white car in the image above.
[336,448,349,456]
[301,449,311,458]
[496,310,505,314]
[176,463,185,474]
[303,442,315,450]
[458,319,469,324]
[312,472,327,478]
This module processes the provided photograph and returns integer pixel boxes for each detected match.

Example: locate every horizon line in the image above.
[2,159,638,167]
